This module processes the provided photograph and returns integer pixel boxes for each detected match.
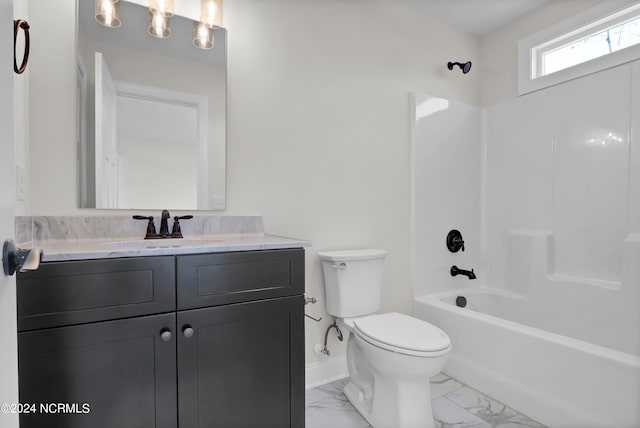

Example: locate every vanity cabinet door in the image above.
[177,295,304,428]
[18,313,177,428]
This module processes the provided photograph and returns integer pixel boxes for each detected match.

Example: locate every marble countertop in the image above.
[24,234,312,262]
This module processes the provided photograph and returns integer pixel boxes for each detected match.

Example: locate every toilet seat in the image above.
[353,312,451,357]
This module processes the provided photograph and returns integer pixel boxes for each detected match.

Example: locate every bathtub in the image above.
[415,287,640,428]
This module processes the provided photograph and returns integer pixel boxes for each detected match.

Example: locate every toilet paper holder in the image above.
[3,239,42,276]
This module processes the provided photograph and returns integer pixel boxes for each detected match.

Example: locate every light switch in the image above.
[213,196,225,210]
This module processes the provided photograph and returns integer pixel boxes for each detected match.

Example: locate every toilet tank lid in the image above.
[318,249,387,261]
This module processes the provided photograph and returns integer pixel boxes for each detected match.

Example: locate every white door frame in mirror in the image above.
[95,51,119,209]
[77,58,89,208]
[90,51,209,210]
[114,81,209,209]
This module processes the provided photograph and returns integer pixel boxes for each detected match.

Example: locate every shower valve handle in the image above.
[447,230,465,253]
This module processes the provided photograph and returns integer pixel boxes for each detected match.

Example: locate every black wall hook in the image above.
[14,19,30,74]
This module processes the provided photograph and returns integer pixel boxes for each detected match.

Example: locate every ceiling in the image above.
[401,0,553,37]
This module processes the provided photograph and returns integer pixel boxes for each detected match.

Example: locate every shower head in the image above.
[447,61,472,74]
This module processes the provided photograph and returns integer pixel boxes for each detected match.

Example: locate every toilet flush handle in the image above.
[331,262,347,270]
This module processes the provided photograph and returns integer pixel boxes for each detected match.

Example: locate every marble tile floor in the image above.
[306,373,546,428]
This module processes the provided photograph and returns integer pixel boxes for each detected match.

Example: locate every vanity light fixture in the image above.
[95,0,121,28]
[98,0,224,47]
[148,10,171,38]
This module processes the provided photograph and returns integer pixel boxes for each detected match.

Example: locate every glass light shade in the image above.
[193,22,214,49]
[148,11,171,38]
[95,0,121,28]
[200,0,222,28]
[148,0,174,17]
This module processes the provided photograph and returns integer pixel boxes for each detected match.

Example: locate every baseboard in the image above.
[305,356,348,390]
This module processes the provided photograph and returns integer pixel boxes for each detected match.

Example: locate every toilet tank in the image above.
[318,249,387,318]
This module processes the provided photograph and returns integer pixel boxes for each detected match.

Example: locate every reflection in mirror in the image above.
[77,0,226,210]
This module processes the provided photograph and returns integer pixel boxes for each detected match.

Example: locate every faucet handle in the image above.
[175,215,194,220]
[133,215,157,239]
[447,230,465,253]
[133,215,152,220]
[171,215,194,238]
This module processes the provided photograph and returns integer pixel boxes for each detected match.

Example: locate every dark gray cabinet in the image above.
[178,296,304,428]
[17,249,305,428]
[18,313,177,428]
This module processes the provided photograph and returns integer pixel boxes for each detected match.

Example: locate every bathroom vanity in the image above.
[14,216,309,428]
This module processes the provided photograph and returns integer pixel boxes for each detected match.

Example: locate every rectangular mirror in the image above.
[77,0,226,210]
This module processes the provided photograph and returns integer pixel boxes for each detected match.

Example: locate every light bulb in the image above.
[149,0,174,17]
[200,0,222,28]
[95,0,121,28]
[193,22,214,49]
[148,11,171,38]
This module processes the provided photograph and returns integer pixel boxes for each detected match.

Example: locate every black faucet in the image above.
[451,265,476,280]
[133,210,193,239]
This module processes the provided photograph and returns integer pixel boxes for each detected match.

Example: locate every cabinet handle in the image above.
[183,326,194,338]
[160,329,172,342]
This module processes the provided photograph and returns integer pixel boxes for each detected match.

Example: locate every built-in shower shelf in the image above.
[547,273,621,290]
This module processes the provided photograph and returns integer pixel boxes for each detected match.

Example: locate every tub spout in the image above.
[451,265,476,280]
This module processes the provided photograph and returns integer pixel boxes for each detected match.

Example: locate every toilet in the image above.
[318,249,451,428]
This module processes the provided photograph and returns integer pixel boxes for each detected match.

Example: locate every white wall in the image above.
[27,0,77,212]
[13,0,29,215]
[118,140,197,209]
[224,0,480,365]
[21,0,480,368]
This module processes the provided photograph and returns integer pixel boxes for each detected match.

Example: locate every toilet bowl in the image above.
[318,250,451,428]
[341,312,450,428]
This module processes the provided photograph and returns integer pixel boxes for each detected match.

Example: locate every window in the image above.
[518,1,640,95]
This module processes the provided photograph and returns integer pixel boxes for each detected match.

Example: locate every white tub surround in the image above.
[15,215,311,261]
[409,93,482,298]
[411,59,640,428]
